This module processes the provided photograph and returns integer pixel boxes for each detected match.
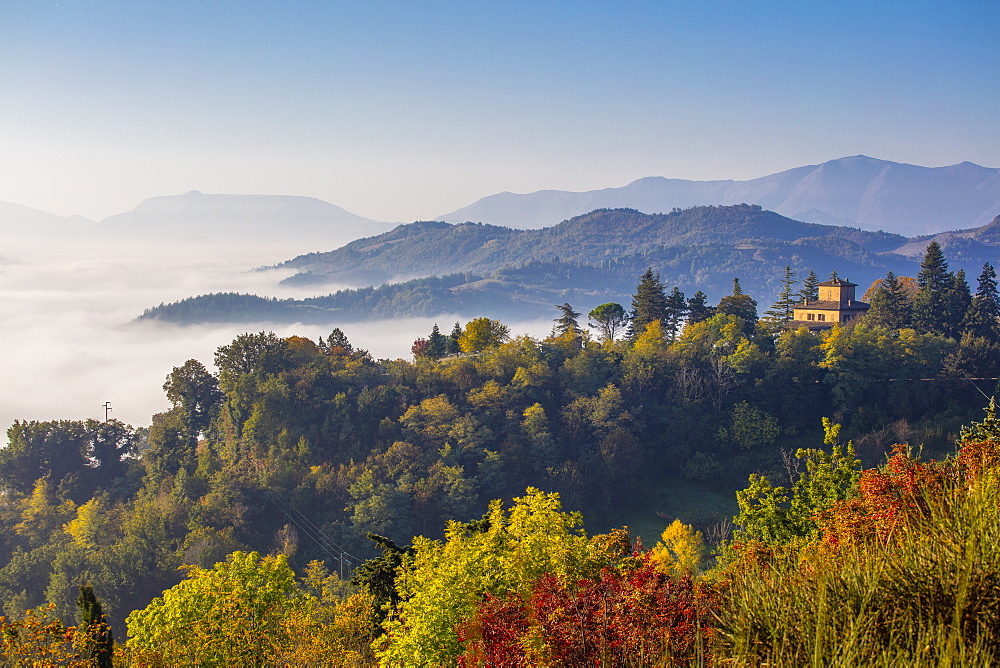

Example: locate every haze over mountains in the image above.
[3,156,999,247]
[141,205,1000,326]
[437,156,1000,235]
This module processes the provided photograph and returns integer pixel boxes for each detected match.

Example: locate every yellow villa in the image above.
[789,277,869,330]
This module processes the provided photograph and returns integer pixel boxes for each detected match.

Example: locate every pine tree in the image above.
[427,324,448,358]
[798,270,820,302]
[629,268,667,338]
[686,291,714,325]
[717,277,758,335]
[963,263,1000,340]
[588,303,629,342]
[447,322,463,355]
[944,269,972,338]
[913,241,954,336]
[663,287,688,341]
[77,585,113,668]
[553,303,582,338]
[762,266,797,330]
[866,271,913,330]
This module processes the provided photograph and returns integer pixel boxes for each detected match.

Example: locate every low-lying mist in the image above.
[0,238,552,432]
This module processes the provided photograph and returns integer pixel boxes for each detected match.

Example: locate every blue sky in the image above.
[1,0,997,222]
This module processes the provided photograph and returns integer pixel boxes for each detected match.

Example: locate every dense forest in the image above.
[2,242,1000,664]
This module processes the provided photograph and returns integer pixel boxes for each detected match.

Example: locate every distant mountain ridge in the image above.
[98,191,393,245]
[436,156,1000,235]
[142,203,1000,326]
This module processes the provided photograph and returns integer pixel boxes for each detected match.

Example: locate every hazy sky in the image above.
[2,0,998,222]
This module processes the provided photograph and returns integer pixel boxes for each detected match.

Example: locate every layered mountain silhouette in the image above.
[139,205,1000,325]
[436,156,1000,235]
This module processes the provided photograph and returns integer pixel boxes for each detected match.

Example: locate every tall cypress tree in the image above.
[629,268,668,337]
[866,271,912,330]
[912,241,953,336]
[963,262,1000,340]
[77,585,113,668]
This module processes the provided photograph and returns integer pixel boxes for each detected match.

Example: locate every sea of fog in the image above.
[0,239,553,432]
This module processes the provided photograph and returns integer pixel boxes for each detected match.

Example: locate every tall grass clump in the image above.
[714,446,1000,666]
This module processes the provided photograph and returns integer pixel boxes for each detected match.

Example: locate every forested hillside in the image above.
[140,206,1000,326]
[2,244,999,664]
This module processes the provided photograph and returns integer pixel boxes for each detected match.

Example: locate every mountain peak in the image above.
[435,157,1000,235]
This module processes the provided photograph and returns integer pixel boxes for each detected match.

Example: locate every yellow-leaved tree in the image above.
[377,488,618,666]
[650,519,705,577]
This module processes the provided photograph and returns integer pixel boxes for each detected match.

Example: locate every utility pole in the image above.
[102,401,112,422]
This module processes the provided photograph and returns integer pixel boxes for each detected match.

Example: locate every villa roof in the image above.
[818,278,857,287]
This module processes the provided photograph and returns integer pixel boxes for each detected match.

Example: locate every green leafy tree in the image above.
[458,318,510,353]
[213,331,290,394]
[378,488,605,665]
[588,302,629,342]
[629,268,667,338]
[732,419,861,544]
[126,551,300,665]
[163,359,222,433]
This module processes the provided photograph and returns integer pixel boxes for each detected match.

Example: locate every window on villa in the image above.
[818,314,826,321]
[807,313,815,321]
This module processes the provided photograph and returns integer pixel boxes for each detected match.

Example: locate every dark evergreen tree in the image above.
[798,270,820,302]
[77,585,113,668]
[326,327,353,353]
[553,303,582,339]
[629,268,668,338]
[663,287,688,341]
[912,241,954,336]
[944,269,972,338]
[963,263,1000,340]
[717,278,758,335]
[427,324,448,358]
[447,322,463,354]
[866,271,913,330]
[686,291,714,325]
[762,266,798,330]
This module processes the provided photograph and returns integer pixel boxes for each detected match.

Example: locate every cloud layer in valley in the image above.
[0,238,553,432]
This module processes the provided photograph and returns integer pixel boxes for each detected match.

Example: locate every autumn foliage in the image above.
[458,557,715,666]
